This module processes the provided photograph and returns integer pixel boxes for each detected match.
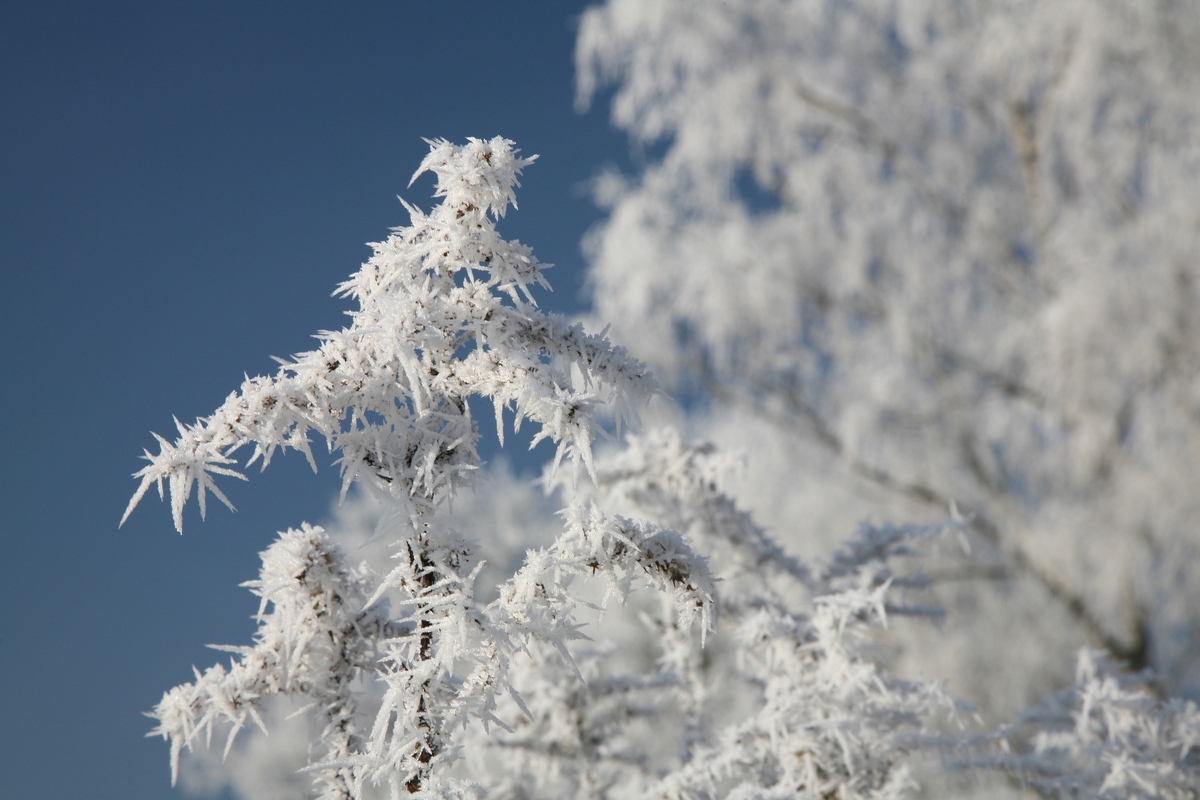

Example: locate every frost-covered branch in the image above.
[123,137,654,533]
[577,429,964,798]
[962,649,1200,799]
[149,525,396,800]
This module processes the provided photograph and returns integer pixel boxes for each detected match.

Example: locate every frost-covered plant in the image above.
[965,649,1200,798]
[127,138,715,797]
[150,524,400,799]
[582,430,960,799]
[580,432,1200,798]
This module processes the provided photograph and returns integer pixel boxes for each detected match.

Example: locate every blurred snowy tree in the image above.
[578,0,1200,709]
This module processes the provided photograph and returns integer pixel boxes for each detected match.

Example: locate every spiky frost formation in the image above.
[964,649,1200,799]
[123,136,654,533]
[149,525,396,799]
[135,140,713,798]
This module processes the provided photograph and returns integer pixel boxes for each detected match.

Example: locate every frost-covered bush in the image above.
[128,139,1198,798]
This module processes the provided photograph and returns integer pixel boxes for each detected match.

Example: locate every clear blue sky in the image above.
[0,3,631,797]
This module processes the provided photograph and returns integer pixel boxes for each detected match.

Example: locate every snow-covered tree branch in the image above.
[123,137,653,534]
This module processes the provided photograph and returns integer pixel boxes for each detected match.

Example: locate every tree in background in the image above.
[127,138,1199,798]
[577,0,1200,710]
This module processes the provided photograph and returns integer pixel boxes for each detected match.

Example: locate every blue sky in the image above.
[0,3,631,797]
